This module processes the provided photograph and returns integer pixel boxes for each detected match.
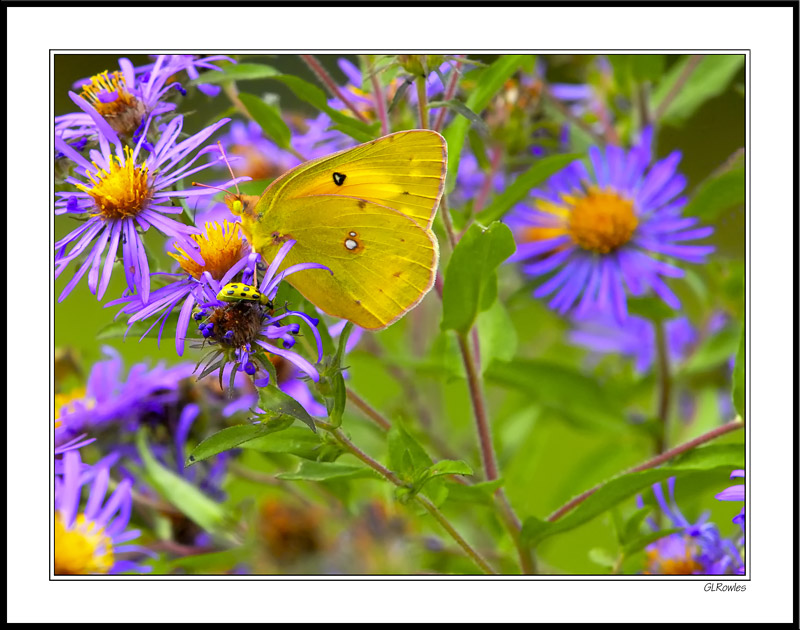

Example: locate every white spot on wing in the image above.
[345,239,358,250]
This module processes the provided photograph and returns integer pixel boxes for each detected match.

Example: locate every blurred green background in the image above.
[54,54,745,574]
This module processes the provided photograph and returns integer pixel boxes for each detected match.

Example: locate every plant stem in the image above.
[416,76,429,129]
[436,198,534,573]
[457,333,497,479]
[653,54,705,121]
[415,495,497,574]
[546,417,744,522]
[316,420,496,574]
[438,196,458,252]
[367,60,390,136]
[433,57,465,132]
[654,320,671,454]
[346,388,392,431]
[300,54,369,124]
[457,332,536,574]
[334,321,355,368]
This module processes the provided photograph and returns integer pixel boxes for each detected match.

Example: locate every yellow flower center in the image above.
[565,187,638,254]
[522,225,567,244]
[54,513,114,575]
[77,145,151,221]
[80,71,146,135]
[169,221,247,280]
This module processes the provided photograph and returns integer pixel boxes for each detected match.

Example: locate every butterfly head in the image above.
[224,193,260,220]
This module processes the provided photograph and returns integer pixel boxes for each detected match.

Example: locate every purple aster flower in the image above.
[65,55,189,140]
[55,387,97,455]
[55,346,195,444]
[55,450,153,574]
[189,239,331,389]
[54,113,230,303]
[570,309,697,374]
[637,477,744,575]
[108,220,256,355]
[716,469,745,528]
[508,126,714,321]
[134,54,236,98]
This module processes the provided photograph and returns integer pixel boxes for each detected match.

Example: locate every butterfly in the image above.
[223,129,447,331]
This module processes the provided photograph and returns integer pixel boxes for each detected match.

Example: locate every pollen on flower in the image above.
[645,544,703,575]
[77,146,151,221]
[54,513,114,575]
[80,71,146,135]
[565,187,638,254]
[169,221,247,280]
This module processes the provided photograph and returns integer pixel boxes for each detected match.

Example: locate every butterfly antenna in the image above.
[217,141,241,196]
[191,181,232,194]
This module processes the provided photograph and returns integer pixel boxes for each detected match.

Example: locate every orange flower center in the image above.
[566,187,638,254]
[169,221,247,280]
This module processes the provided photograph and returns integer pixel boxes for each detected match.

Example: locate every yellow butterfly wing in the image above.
[248,195,439,330]
[251,129,447,229]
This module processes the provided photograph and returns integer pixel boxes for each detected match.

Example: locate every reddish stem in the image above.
[300,54,369,123]
[433,57,465,133]
[547,418,744,522]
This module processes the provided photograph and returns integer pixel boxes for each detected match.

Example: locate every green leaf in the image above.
[192,63,280,84]
[238,93,292,150]
[671,443,744,470]
[443,55,529,194]
[428,99,488,133]
[652,55,744,125]
[388,422,434,479]
[477,153,580,224]
[622,506,653,544]
[136,431,227,535]
[422,459,473,480]
[476,300,518,374]
[276,460,377,481]
[186,416,295,466]
[444,479,503,506]
[627,296,676,323]
[684,167,745,221]
[732,324,745,419]
[266,74,377,142]
[521,444,744,547]
[241,427,326,460]
[486,359,625,429]
[441,222,516,335]
[325,371,347,427]
[257,384,316,433]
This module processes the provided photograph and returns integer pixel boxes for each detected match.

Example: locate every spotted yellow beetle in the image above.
[216,283,274,309]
